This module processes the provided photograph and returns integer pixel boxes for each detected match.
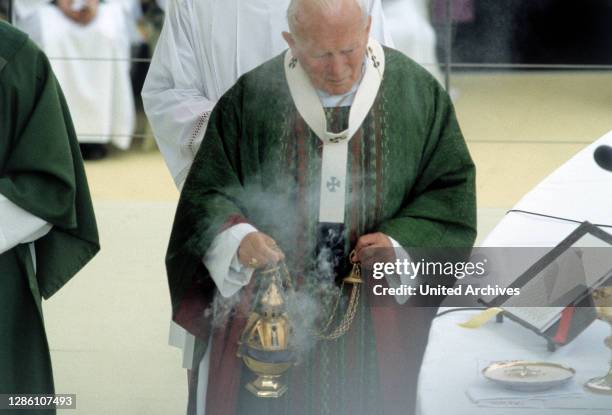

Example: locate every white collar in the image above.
[315,58,366,108]
[284,38,385,144]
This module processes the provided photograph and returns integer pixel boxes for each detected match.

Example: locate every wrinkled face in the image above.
[283,2,371,95]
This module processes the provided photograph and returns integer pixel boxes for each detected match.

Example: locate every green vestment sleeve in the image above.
[378,78,476,249]
[0,22,100,299]
[166,82,247,334]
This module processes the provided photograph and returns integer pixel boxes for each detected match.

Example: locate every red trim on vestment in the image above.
[175,280,213,340]
[220,214,249,232]
[366,275,435,415]
[205,280,257,415]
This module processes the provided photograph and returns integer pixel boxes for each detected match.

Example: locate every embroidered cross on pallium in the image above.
[326,176,341,192]
[289,57,298,69]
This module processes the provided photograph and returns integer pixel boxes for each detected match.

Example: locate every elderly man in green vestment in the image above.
[165,0,476,414]
[0,22,99,414]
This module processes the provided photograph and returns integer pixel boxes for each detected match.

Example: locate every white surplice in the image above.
[382,0,443,84]
[14,0,136,149]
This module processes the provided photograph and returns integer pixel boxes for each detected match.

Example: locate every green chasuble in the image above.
[0,22,100,413]
[167,46,476,415]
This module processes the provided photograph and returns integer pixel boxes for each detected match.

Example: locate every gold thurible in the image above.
[238,266,295,398]
[238,250,364,398]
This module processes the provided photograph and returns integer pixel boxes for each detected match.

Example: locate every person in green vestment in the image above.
[0,21,100,414]
[165,0,476,414]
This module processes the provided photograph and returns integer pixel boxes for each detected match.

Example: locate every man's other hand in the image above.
[238,232,284,269]
[354,232,394,267]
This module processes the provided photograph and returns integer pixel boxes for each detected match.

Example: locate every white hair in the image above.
[287,0,370,38]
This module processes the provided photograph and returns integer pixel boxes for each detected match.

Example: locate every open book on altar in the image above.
[477,222,612,350]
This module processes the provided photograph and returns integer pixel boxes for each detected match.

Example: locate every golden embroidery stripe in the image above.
[374,103,384,222]
[295,114,308,284]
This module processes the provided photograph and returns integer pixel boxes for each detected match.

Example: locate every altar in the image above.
[415,131,612,414]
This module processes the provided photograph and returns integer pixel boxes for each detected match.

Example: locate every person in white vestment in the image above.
[14,0,138,159]
[382,0,443,84]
